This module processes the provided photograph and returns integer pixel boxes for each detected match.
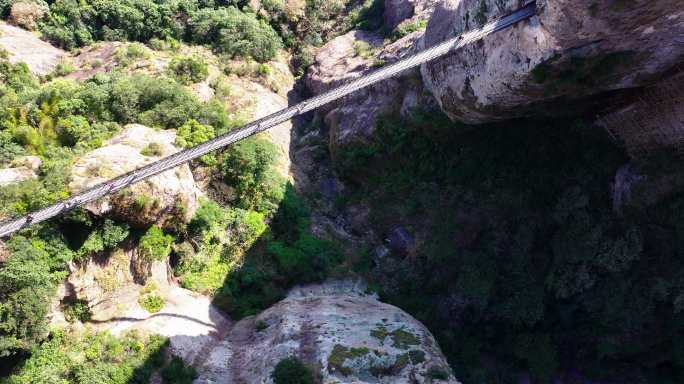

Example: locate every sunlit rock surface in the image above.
[196,280,458,384]
[421,0,684,123]
[69,124,201,229]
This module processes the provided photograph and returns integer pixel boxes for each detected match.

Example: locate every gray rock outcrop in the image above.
[421,0,684,123]
[0,155,41,186]
[0,21,65,75]
[305,29,436,156]
[69,124,201,229]
[196,280,458,384]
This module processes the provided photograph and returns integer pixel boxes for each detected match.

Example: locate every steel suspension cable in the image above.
[0,1,537,238]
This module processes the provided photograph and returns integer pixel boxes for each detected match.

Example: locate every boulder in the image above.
[69,124,201,229]
[305,30,384,97]
[0,166,36,186]
[421,0,684,124]
[65,244,166,322]
[196,280,459,383]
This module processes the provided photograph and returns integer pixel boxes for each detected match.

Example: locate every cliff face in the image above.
[305,29,434,156]
[421,0,684,123]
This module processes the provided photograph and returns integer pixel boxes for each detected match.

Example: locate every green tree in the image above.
[222,137,284,213]
[175,119,216,165]
[189,7,282,62]
[0,230,72,357]
[139,226,174,262]
[167,55,209,85]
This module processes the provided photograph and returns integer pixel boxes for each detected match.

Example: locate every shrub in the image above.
[0,131,26,166]
[167,55,209,85]
[139,293,165,313]
[175,119,216,165]
[149,36,181,51]
[427,366,450,380]
[352,0,384,31]
[161,356,198,384]
[353,40,373,58]
[272,356,314,384]
[189,7,282,62]
[179,201,267,294]
[138,226,174,262]
[63,298,92,323]
[222,137,285,213]
[77,219,130,259]
[392,19,427,39]
[188,198,228,235]
[52,58,76,76]
[9,0,48,31]
[141,142,164,157]
[115,43,149,67]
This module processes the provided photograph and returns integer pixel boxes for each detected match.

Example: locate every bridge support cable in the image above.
[0,2,536,238]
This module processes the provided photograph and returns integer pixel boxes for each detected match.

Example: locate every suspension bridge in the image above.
[0,1,538,238]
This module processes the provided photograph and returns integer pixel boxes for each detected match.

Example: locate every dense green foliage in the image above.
[338,109,684,383]
[0,227,71,358]
[39,0,196,50]
[212,185,343,318]
[38,0,282,62]
[62,299,92,323]
[175,119,216,165]
[139,226,174,262]
[222,137,284,214]
[76,219,129,259]
[161,356,198,384]
[272,356,314,384]
[4,330,186,384]
[188,6,281,62]
[167,55,209,85]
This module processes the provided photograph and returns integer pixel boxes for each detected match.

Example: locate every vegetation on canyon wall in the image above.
[337,108,684,383]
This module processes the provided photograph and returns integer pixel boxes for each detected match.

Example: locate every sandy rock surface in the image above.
[59,243,232,365]
[0,155,42,186]
[0,21,65,75]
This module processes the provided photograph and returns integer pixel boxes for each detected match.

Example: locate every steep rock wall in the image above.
[421,0,684,123]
